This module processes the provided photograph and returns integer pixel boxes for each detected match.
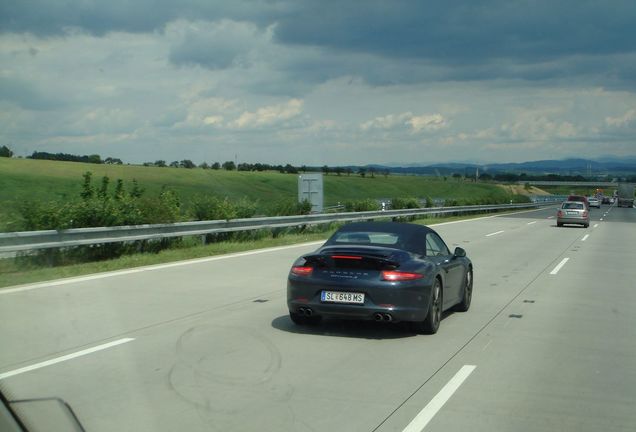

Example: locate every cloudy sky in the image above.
[1,0,636,166]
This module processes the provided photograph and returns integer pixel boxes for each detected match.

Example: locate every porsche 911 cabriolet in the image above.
[287,221,473,334]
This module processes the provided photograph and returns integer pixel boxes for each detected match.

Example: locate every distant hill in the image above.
[370,158,636,176]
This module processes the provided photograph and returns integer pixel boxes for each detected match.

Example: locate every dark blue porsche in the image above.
[287,222,473,334]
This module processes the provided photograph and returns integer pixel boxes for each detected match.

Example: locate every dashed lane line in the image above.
[0,338,135,380]
[402,365,477,432]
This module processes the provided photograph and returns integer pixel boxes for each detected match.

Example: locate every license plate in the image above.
[321,291,365,304]
[566,211,578,215]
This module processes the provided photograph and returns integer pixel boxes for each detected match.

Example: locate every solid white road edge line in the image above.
[581,234,589,241]
[550,258,570,275]
[485,230,504,237]
[527,221,537,225]
[0,338,135,380]
[402,365,477,432]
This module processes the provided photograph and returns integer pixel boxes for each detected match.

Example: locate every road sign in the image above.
[298,173,323,213]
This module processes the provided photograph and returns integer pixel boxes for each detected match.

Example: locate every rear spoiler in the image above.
[302,252,399,270]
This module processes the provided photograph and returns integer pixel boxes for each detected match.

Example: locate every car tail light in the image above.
[381,270,424,281]
[582,211,588,217]
[291,266,313,277]
[557,210,563,217]
[331,255,363,260]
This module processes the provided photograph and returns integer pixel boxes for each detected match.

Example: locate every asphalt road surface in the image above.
[1,204,635,432]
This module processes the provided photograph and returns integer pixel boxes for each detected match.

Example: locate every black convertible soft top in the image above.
[324,222,438,255]
[332,221,435,236]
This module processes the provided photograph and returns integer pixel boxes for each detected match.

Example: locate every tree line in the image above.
[4,146,633,182]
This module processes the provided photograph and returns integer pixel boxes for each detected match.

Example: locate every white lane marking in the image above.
[485,230,504,237]
[424,207,544,227]
[550,258,570,275]
[402,365,477,432]
[0,241,326,295]
[0,338,134,380]
[593,224,599,228]
[547,216,554,219]
[527,221,537,225]
[581,234,589,242]
[600,218,604,221]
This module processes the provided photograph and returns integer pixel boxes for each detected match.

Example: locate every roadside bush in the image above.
[15,172,186,265]
[511,194,531,203]
[390,197,420,209]
[343,199,380,212]
[140,189,182,224]
[266,199,312,216]
[191,196,257,221]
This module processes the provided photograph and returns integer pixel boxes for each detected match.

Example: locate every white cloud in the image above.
[360,112,448,133]
[605,109,636,127]
[408,113,447,132]
[230,98,303,129]
[500,108,579,141]
[203,115,224,125]
[173,97,238,129]
[360,112,412,131]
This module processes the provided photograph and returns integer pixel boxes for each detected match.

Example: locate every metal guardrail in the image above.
[0,202,554,253]
[519,181,635,187]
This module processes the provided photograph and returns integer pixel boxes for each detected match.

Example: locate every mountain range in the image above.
[369,158,636,176]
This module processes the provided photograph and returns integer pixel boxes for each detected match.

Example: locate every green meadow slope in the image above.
[0,158,518,231]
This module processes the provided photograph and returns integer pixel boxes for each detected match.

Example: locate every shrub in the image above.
[390,197,420,209]
[343,199,380,212]
[267,199,312,216]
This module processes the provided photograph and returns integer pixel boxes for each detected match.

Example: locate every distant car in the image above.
[557,201,590,228]
[567,195,589,208]
[287,222,473,334]
[602,195,611,204]
[587,197,601,208]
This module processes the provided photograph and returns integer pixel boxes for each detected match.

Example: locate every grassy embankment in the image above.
[538,185,617,196]
[0,157,520,231]
[0,158,533,288]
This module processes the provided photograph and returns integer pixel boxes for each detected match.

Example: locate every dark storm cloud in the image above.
[3,0,636,88]
[274,1,636,62]
[0,0,282,36]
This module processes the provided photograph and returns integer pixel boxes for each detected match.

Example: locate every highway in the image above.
[1,205,635,431]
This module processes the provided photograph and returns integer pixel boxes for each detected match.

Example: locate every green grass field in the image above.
[0,157,516,231]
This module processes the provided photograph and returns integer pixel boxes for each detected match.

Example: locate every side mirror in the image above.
[453,247,466,258]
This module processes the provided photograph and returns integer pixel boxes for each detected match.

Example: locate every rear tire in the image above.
[455,268,473,312]
[557,222,563,227]
[412,278,442,334]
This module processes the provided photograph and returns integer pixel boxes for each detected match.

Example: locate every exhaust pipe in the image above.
[383,313,393,322]
[298,307,313,316]
[373,313,384,322]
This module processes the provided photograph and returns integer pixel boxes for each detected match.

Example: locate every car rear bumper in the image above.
[287,279,432,323]
[557,217,589,225]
